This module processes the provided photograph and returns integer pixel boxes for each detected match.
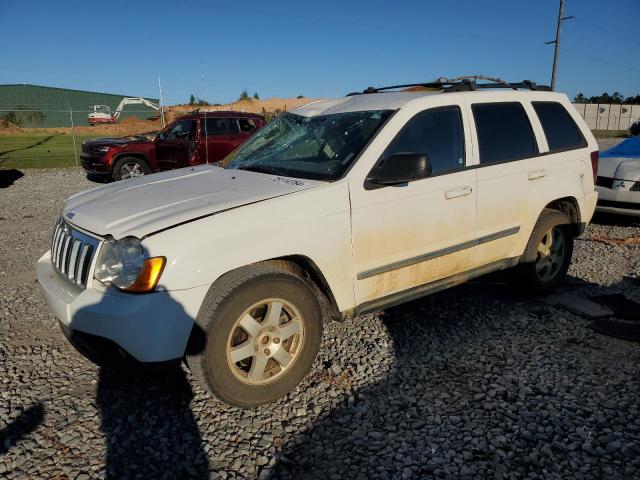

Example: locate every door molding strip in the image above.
[355,257,520,315]
[356,226,520,280]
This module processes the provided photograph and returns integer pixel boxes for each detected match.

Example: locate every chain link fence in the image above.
[0,108,163,169]
[0,84,162,169]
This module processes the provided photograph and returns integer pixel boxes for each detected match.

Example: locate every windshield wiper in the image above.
[236,164,283,176]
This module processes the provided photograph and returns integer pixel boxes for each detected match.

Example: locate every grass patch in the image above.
[0,133,97,168]
[591,129,629,138]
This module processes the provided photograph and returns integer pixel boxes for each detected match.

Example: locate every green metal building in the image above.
[0,84,159,128]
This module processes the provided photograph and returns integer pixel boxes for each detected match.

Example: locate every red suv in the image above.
[81,111,266,180]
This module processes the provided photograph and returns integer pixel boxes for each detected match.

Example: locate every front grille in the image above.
[596,176,614,189]
[82,144,106,156]
[51,219,100,289]
[631,181,640,192]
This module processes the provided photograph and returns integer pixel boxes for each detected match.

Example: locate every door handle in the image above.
[528,169,547,180]
[445,186,473,199]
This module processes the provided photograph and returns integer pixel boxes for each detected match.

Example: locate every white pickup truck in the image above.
[37,79,599,407]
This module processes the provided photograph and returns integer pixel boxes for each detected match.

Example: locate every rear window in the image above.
[472,102,538,164]
[532,101,586,152]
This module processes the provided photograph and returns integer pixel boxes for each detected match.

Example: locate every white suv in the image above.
[37,79,599,407]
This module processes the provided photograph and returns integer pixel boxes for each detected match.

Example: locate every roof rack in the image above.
[347,75,552,96]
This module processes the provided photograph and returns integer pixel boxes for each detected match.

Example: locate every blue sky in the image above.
[1,0,638,104]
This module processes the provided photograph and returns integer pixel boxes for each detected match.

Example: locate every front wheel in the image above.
[516,209,574,293]
[112,157,151,181]
[186,265,322,408]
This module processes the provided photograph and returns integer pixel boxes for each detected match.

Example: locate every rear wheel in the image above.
[186,265,322,408]
[516,209,574,293]
[112,157,150,181]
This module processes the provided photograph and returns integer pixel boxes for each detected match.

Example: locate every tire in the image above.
[112,157,151,181]
[516,208,574,294]
[186,265,322,408]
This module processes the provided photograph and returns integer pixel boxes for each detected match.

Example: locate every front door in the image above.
[156,119,197,170]
[350,105,477,306]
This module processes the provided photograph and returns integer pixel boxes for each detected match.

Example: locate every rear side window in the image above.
[532,101,586,152]
[201,118,238,136]
[472,102,538,164]
[383,106,465,175]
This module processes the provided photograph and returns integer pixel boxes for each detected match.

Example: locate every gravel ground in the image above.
[1,154,640,479]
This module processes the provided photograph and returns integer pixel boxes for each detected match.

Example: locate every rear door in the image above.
[199,117,240,163]
[530,100,591,205]
[156,119,197,170]
[467,101,548,267]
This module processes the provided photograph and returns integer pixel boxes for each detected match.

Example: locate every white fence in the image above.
[572,103,640,131]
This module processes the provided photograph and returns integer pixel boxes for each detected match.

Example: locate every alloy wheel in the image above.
[226,298,304,385]
[535,226,566,282]
[120,161,145,179]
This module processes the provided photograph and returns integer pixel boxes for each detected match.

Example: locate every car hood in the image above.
[598,156,640,180]
[62,165,324,239]
[83,136,153,147]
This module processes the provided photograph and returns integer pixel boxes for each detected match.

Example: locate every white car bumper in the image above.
[596,185,640,217]
[37,251,209,364]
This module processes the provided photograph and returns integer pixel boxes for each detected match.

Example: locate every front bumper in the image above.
[80,153,110,174]
[595,186,640,217]
[37,251,210,363]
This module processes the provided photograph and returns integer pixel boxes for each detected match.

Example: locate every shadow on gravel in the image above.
[0,168,24,188]
[71,289,210,479]
[0,402,44,455]
[97,369,209,479]
[271,277,640,479]
[591,212,640,228]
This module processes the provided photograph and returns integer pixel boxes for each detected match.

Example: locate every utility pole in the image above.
[546,0,574,91]
[158,77,165,128]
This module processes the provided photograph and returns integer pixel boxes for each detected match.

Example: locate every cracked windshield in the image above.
[224,110,392,180]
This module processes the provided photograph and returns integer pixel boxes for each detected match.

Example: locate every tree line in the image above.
[573,92,640,104]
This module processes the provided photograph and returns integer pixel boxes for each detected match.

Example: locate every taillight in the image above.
[590,150,599,183]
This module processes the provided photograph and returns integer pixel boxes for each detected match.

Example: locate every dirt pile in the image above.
[0,119,22,134]
[164,96,319,123]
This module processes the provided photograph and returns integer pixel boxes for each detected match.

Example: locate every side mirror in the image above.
[366,153,432,187]
[156,132,166,141]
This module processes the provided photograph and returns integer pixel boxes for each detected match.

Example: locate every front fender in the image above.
[141,181,356,312]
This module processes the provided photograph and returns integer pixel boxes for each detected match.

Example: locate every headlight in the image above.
[97,146,111,153]
[94,236,165,293]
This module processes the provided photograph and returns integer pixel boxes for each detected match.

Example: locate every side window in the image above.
[165,120,196,139]
[383,106,465,175]
[201,118,237,136]
[532,101,586,152]
[238,118,257,132]
[472,102,538,164]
